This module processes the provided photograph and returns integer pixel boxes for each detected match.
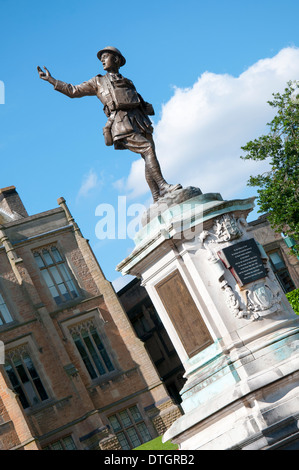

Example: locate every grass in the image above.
[133,436,178,451]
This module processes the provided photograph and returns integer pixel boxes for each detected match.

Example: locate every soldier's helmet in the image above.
[97,47,126,67]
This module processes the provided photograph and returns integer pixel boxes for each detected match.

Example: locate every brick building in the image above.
[247,214,299,292]
[0,186,181,450]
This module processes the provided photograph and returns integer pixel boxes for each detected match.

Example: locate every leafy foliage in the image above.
[241,81,299,240]
[286,288,299,315]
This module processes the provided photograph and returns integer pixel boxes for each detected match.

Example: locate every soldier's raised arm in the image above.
[37,65,97,98]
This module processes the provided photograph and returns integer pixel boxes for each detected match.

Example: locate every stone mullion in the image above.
[19,355,43,405]
[39,248,76,302]
[40,264,63,303]
[54,263,74,299]
[126,408,144,445]
[88,329,109,374]
[9,359,32,408]
[79,330,100,378]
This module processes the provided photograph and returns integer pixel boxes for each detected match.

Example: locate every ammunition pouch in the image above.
[112,78,141,110]
[103,119,113,146]
[104,75,141,111]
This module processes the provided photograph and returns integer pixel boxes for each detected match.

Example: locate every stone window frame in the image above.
[4,338,52,411]
[61,310,119,383]
[32,243,81,307]
[70,319,115,380]
[0,291,14,326]
[43,435,77,450]
[267,248,296,293]
[107,404,152,450]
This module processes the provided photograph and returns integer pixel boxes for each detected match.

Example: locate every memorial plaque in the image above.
[219,238,267,286]
[155,270,213,358]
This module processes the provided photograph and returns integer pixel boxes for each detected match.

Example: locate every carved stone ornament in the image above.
[242,261,282,320]
[220,280,244,319]
[212,214,243,242]
[185,214,284,322]
[69,319,96,336]
[6,344,29,362]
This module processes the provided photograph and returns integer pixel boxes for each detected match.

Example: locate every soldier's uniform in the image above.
[52,47,181,201]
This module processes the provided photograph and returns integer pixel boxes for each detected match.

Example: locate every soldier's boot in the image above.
[143,148,182,200]
[145,167,160,202]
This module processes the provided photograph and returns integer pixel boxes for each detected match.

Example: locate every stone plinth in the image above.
[117,190,299,450]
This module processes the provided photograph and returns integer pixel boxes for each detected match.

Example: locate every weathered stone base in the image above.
[164,328,299,450]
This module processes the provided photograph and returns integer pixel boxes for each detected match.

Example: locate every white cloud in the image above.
[121,47,299,201]
[78,169,99,197]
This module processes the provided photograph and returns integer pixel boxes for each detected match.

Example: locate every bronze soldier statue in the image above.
[37,47,181,202]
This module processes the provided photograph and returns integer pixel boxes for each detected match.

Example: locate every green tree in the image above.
[286,288,299,315]
[241,81,299,241]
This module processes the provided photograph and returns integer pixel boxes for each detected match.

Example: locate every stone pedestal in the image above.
[117,190,299,450]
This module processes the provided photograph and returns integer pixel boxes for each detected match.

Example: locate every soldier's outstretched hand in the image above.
[37,66,52,81]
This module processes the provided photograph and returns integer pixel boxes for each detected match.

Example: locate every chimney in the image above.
[0,186,29,219]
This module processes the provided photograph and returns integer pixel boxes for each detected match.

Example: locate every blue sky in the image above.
[1,0,299,288]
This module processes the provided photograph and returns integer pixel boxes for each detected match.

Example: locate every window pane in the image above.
[42,249,54,266]
[34,253,45,268]
[33,378,48,401]
[82,333,105,375]
[119,410,132,427]
[15,361,29,383]
[42,271,62,304]
[59,265,79,297]
[73,336,97,379]
[5,364,30,409]
[269,252,285,270]
[91,331,114,372]
[35,247,78,305]
[0,294,13,324]
[23,355,48,401]
[58,263,73,282]
[49,286,61,303]
[117,432,131,450]
[49,266,63,284]
[42,270,55,288]
[127,427,141,448]
[23,355,38,379]
[66,280,79,298]
[0,304,13,324]
[62,436,76,450]
[51,441,64,450]
[50,266,77,301]
[15,360,40,406]
[109,415,122,432]
[5,364,19,387]
[24,383,39,405]
[137,422,151,442]
[129,406,142,423]
[51,247,63,263]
